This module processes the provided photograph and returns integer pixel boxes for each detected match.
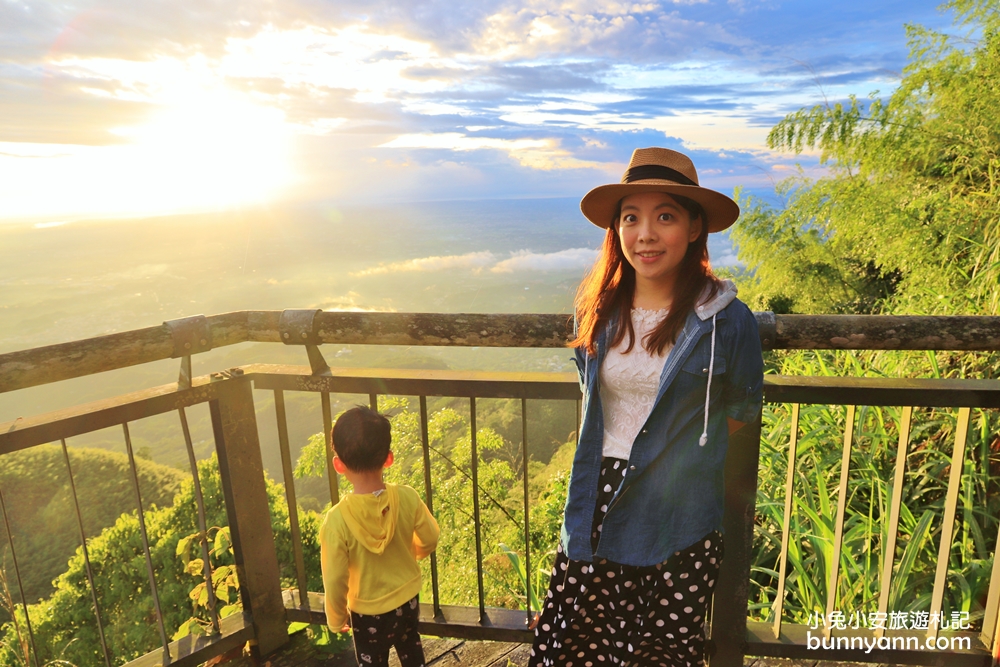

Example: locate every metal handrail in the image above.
[3,310,1000,393]
[3,312,1000,667]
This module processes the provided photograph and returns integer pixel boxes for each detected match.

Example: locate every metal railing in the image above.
[253,364,582,643]
[1,310,999,667]
[1,373,267,667]
[752,377,1000,664]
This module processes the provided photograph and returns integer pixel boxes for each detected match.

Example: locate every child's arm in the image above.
[320,524,351,632]
[412,501,440,559]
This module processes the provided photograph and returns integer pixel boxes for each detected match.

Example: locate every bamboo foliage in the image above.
[752,351,999,632]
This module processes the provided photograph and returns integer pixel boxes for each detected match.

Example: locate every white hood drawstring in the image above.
[698,313,717,447]
[579,279,736,450]
[574,311,590,399]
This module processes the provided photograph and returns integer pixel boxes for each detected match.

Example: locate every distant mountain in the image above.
[0,198,735,497]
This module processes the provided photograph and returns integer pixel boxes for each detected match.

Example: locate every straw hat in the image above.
[580,147,740,232]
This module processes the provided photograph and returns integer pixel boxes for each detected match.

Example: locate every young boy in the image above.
[320,405,440,667]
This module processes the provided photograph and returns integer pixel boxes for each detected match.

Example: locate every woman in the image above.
[529,147,764,667]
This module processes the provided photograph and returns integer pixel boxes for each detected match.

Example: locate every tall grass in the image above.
[751,349,1000,631]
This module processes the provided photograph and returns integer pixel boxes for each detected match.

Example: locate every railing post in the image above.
[209,378,289,657]
[709,413,763,666]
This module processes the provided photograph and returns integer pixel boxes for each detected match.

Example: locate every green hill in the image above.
[0,445,185,604]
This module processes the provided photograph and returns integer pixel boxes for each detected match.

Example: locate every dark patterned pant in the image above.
[350,595,425,667]
[529,458,724,667]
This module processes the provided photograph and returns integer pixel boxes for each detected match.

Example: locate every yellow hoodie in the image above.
[320,483,439,628]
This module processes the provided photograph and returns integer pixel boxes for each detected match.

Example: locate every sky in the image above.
[0,0,957,222]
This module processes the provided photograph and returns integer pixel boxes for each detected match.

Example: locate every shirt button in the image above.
[703,367,709,373]
[630,465,636,471]
[641,428,648,434]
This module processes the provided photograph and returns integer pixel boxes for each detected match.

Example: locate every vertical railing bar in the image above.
[418,396,442,617]
[369,393,378,411]
[122,422,171,663]
[575,399,581,444]
[772,403,799,639]
[0,482,38,667]
[273,391,309,606]
[706,595,714,640]
[521,398,532,627]
[707,410,762,666]
[824,404,855,639]
[470,397,486,622]
[321,391,338,504]
[992,617,1000,667]
[928,406,971,641]
[209,385,290,654]
[61,439,113,667]
[876,405,912,639]
[980,497,1000,649]
[178,408,220,635]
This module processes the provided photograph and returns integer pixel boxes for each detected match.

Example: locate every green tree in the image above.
[730,0,1000,629]
[0,456,322,667]
[733,0,1000,317]
[294,396,571,611]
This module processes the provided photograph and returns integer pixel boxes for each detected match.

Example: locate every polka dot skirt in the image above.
[529,458,723,667]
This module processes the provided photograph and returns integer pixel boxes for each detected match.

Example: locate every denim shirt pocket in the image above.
[678,342,728,379]
[666,341,727,421]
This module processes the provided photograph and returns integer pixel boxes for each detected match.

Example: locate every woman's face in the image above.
[617,191,702,295]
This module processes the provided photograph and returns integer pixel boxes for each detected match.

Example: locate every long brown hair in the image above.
[570,193,721,357]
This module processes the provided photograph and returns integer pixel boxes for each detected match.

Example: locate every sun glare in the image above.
[112,93,293,207]
[1,75,293,221]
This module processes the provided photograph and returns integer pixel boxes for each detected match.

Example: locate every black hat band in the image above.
[623,164,697,187]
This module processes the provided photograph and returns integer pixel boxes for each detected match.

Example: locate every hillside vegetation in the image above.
[1,455,318,667]
[0,446,184,604]
[0,399,571,667]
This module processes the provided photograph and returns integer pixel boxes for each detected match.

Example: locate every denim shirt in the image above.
[561,284,764,566]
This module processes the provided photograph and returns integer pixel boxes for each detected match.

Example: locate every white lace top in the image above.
[600,308,673,460]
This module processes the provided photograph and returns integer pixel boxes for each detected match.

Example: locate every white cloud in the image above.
[381,133,605,170]
[350,247,600,277]
[293,118,348,135]
[352,251,497,276]
[491,248,598,273]
[1,0,915,218]
[312,291,399,311]
[473,1,734,61]
[220,25,462,99]
[381,133,548,152]
[712,251,740,267]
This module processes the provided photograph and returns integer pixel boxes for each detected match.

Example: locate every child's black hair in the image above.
[332,405,392,472]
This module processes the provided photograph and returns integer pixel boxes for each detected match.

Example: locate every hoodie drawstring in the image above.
[573,311,589,405]
[698,314,717,447]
